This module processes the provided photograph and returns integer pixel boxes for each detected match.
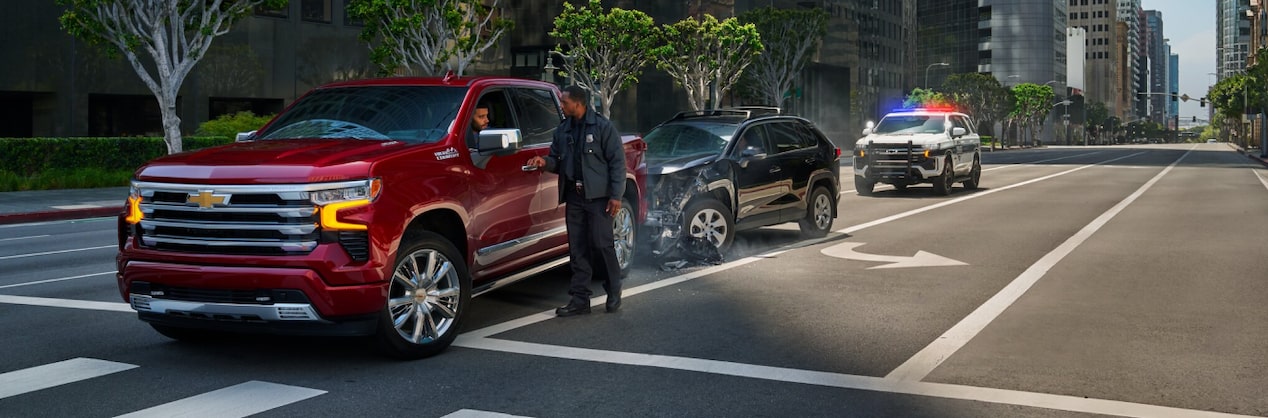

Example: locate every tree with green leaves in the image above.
[1207,73,1261,147]
[736,6,828,107]
[1009,83,1055,147]
[58,0,287,154]
[902,87,950,109]
[940,73,1010,143]
[348,0,511,76]
[653,14,763,111]
[549,0,660,118]
[1085,100,1109,144]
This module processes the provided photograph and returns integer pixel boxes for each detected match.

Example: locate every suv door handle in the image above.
[769,167,782,174]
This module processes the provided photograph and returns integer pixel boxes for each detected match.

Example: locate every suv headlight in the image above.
[312,179,382,231]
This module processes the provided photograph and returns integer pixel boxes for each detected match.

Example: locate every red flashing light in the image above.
[893,106,957,113]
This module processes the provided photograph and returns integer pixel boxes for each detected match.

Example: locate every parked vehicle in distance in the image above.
[116,76,646,359]
[641,109,840,256]
[853,107,982,196]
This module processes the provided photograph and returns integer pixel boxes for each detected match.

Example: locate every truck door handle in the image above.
[521,165,539,172]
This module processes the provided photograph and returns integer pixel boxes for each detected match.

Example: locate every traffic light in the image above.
[1193,116,1198,123]
[1200,98,1206,107]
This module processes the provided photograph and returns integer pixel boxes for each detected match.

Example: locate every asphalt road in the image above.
[2,144,1266,417]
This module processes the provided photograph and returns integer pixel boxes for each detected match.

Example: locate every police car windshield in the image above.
[256,85,467,143]
[644,122,736,161]
[874,115,946,135]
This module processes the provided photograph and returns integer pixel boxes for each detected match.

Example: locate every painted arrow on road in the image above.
[821,242,967,269]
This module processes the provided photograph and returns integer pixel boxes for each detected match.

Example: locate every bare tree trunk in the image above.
[161,101,183,154]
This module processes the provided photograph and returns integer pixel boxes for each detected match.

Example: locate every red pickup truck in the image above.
[115,76,646,359]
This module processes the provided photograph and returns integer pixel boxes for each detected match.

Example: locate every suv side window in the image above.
[793,121,826,148]
[768,121,810,154]
[512,88,562,146]
[732,124,770,157]
[952,115,972,133]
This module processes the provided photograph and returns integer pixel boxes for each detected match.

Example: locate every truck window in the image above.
[257,85,467,144]
[513,88,562,146]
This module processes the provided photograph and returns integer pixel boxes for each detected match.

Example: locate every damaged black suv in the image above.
[641,109,841,257]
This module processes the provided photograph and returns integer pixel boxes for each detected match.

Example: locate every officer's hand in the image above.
[606,199,621,217]
[525,156,545,168]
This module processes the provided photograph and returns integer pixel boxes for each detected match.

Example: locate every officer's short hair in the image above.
[562,85,589,107]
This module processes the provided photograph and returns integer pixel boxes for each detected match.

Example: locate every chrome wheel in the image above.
[811,192,832,230]
[389,248,461,344]
[613,201,635,271]
[688,207,729,248]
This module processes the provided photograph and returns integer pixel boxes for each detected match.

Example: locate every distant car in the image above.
[1207,139,1217,143]
[641,109,840,256]
[853,108,981,196]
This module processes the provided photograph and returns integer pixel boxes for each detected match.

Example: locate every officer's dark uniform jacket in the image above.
[541,109,625,203]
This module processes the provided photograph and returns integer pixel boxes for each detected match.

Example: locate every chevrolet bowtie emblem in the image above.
[187,191,228,209]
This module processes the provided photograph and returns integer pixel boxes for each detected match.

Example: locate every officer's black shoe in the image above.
[555,302,591,317]
[605,291,622,313]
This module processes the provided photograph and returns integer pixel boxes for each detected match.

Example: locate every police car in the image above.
[853,107,982,196]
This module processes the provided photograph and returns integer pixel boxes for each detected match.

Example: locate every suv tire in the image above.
[683,198,734,254]
[963,156,981,190]
[854,176,875,196]
[377,231,471,359]
[932,157,954,196]
[799,186,833,238]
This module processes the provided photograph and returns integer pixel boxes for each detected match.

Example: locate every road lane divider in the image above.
[0,245,115,260]
[0,358,137,399]
[0,235,51,242]
[0,271,114,289]
[1254,168,1268,191]
[0,294,132,312]
[884,146,1196,382]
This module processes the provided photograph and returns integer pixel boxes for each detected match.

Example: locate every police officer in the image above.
[525,85,625,316]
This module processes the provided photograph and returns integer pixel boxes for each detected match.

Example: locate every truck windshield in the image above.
[644,122,736,161]
[256,85,468,144]
[873,115,947,135]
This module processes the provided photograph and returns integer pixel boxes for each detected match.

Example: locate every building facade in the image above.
[1217,0,1252,80]
[0,0,919,146]
[915,0,978,89]
[1168,50,1179,129]
[1145,10,1167,125]
[1069,0,1126,119]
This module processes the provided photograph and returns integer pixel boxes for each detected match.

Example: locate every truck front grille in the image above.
[132,181,363,256]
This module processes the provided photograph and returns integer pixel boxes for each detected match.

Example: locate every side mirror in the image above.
[738,147,767,168]
[477,128,523,155]
[951,127,967,137]
[863,121,875,136]
[235,130,257,142]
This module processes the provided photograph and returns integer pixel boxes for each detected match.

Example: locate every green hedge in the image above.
[0,136,232,176]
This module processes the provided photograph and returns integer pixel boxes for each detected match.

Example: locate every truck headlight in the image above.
[312,179,381,231]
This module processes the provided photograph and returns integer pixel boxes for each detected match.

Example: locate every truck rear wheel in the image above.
[612,197,635,278]
[377,231,470,360]
[963,156,981,190]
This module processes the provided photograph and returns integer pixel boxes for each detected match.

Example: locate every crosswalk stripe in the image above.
[442,410,533,418]
[115,381,326,418]
[0,358,138,399]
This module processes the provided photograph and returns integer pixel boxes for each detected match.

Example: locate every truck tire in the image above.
[963,156,981,190]
[683,198,734,254]
[854,176,875,196]
[932,157,954,196]
[612,197,635,278]
[799,186,834,238]
[377,231,471,360]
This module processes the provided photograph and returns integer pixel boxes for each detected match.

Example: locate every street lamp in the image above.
[540,50,577,86]
[925,62,949,89]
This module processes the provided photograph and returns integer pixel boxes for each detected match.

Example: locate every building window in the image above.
[255,4,288,18]
[301,0,332,23]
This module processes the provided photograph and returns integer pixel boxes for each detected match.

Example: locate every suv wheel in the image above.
[931,157,954,196]
[377,231,470,359]
[854,176,875,196]
[612,197,635,277]
[799,186,833,238]
[963,156,981,190]
[683,198,734,254]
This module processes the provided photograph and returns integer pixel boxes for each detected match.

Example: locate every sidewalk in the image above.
[0,187,128,225]
[1231,143,1268,168]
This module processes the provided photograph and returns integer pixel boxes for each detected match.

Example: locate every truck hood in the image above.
[135,139,413,184]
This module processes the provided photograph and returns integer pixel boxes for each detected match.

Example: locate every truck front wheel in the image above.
[854,176,875,196]
[377,231,471,359]
[931,157,954,196]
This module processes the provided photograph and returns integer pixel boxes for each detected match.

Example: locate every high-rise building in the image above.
[1168,51,1179,129]
[1070,0,1126,118]
[1116,0,1144,120]
[1145,10,1167,125]
[1217,0,1252,80]
[977,0,1068,88]
[915,0,978,89]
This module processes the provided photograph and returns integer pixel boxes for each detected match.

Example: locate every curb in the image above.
[0,207,121,226]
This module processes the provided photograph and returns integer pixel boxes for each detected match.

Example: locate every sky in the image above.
[1141,0,1217,122]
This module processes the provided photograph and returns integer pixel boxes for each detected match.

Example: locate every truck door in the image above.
[465,89,543,276]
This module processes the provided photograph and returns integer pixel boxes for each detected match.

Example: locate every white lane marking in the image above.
[1254,169,1268,191]
[454,337,1255,418]
[0,217,116,229]
[820,242,967,269]
[442,409,533,418]
[884,146,1195,382]
[115,381,326,418]
[0,294,133,313]
[0,358,138,399]
[50,204,102,210]
[0,245,115,260]
[0,235,50,242]
[0,271,114,289]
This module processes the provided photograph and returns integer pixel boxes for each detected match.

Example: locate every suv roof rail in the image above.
[670,107,782,121]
